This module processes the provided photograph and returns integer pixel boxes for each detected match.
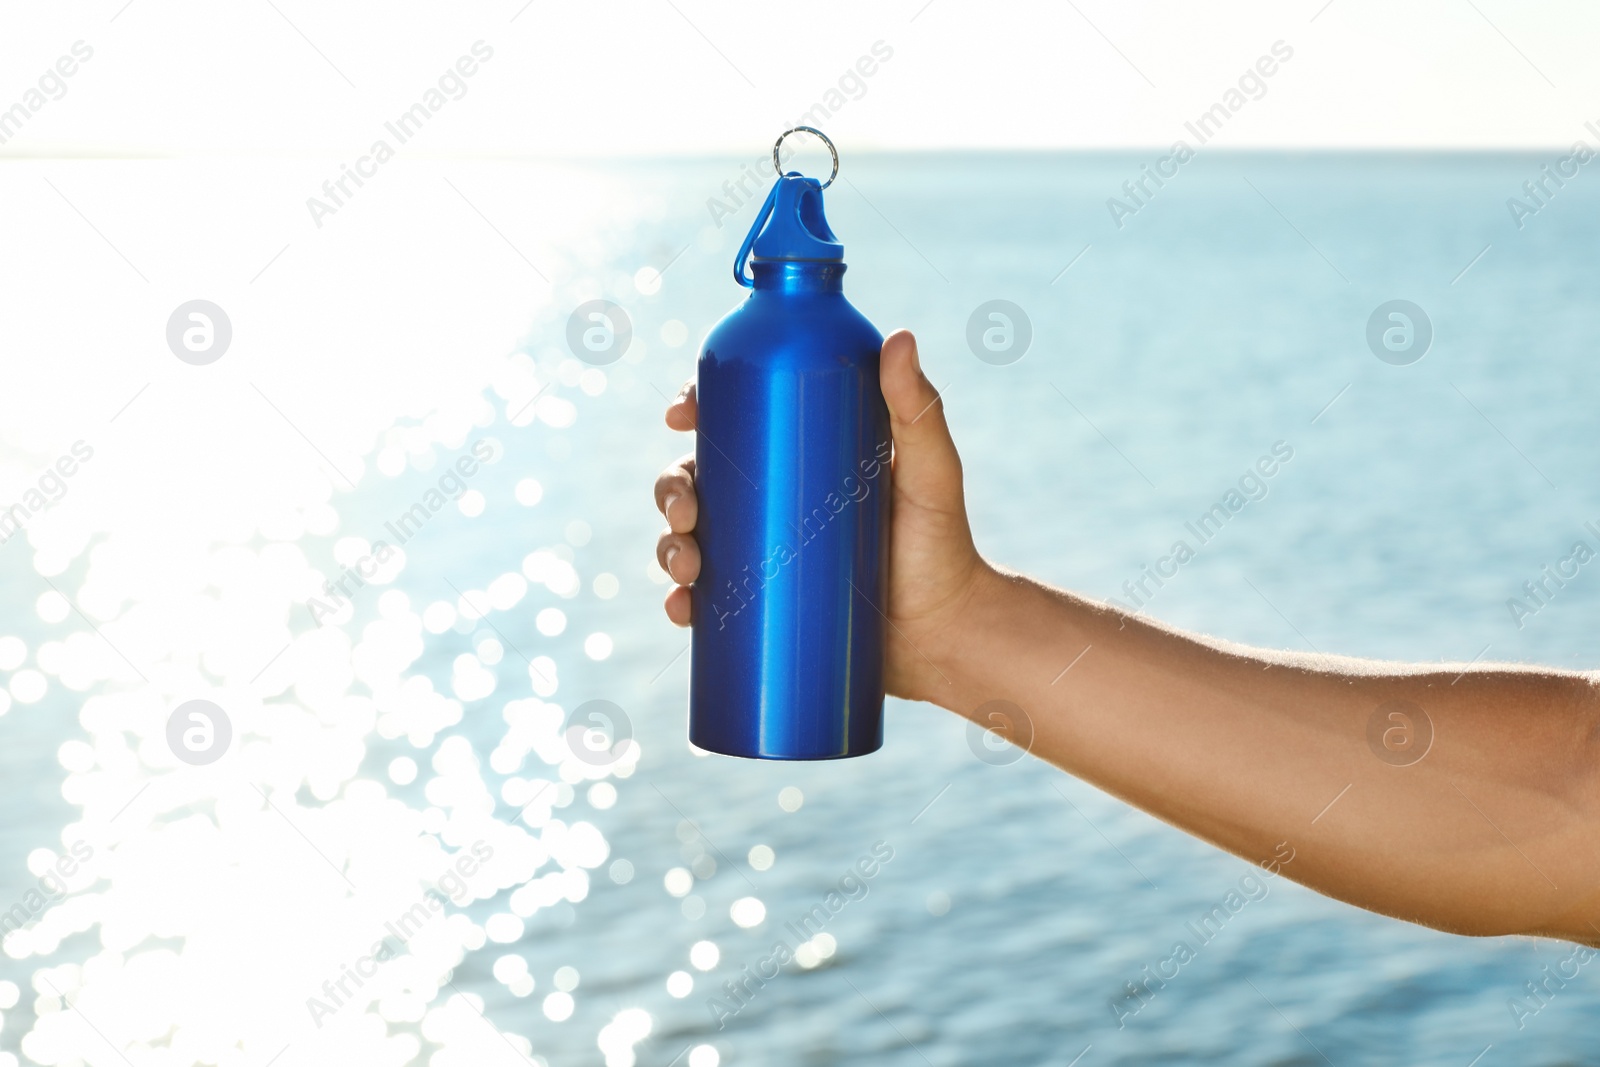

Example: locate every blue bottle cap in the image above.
[734,174,841,287]
[753,174,841,261]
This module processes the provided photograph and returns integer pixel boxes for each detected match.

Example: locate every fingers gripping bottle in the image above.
[688,129,891,760]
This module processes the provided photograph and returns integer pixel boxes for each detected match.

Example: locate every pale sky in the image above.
[1,0,1598,157]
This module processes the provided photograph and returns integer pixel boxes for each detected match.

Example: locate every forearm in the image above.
[928,564,1600,943]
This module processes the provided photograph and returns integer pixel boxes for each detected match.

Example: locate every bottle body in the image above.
[688,262,890,760]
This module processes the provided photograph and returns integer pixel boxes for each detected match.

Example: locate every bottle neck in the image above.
[751,260,846,293]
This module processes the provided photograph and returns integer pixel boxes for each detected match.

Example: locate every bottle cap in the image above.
[750,175,841,263]
[734,128,843,286]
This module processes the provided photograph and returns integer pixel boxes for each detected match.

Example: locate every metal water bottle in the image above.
[688,129,890,760]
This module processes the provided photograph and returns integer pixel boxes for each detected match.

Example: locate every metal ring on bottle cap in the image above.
[772,126,838,189]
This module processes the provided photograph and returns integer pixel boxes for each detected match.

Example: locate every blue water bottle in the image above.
[688,128,890,760]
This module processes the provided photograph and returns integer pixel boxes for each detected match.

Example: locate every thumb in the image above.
[879,329,966,516]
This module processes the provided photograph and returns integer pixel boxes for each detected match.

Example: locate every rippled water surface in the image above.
[0,152,1597,1066]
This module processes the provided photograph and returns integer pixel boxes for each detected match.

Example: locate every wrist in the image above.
[926,563,1102,728]
[911,558,1023,714]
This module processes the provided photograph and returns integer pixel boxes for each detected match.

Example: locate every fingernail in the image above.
[664,492,681,524]
[665,545,679,578]
[909,343,922,376]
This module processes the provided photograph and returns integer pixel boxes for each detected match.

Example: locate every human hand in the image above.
[653,329,994,704]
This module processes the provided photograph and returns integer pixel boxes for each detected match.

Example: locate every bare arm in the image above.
[655,330,1600,945]
[927,567,1600,943]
